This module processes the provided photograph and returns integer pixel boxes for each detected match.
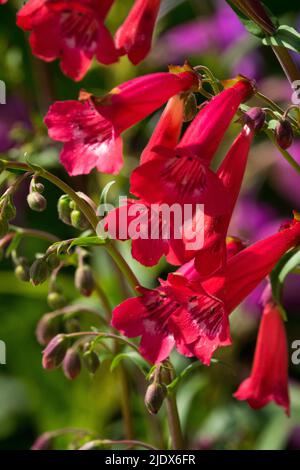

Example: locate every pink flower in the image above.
[116,0,161,65]
[234,299,290,415]
[44,66,199,175]
[17,0,119,81]
[112,218,300,365]
[130,78,255,216]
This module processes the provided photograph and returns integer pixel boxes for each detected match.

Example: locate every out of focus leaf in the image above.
[110,351,149,376]
[262,25,300,53]
[68,236,108,250]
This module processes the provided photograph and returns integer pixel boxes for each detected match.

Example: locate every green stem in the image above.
[10,225,60,243]
[1,160,140,291]
[164,363,184,450]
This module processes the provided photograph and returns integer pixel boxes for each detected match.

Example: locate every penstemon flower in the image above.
[130,78,255,216]
[112,217,300,365]
[44,65,199,175]
[234,287,290,415]
[17,0,119,81]
[115,0,161,65]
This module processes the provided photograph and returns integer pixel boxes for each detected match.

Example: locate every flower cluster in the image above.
[17,0,162,80]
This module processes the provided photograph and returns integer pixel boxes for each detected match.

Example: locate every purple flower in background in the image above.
[152,0,263,79]
[0,96,31,152]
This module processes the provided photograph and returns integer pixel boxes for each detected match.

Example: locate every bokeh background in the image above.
[0,0,300,450]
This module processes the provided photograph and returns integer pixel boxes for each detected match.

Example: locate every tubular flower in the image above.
[112,217,300,365]
[194,124,255,276]
[44,66,199,176]
[17,0,118,81]
[115,0,161,65]
[234,299,290,415]
[130,78,255,216]
[103,197,199,267]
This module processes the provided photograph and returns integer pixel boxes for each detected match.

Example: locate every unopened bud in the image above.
[83,350,100,374]
[27,192,47,212]
[31,432,54,450]
[70,209,89,231]
[63,348,81,380]
[241,107,266,132]
[47,291,67,310]
[30,258,49,285]
[36,313,62,345]
[15,263,30,282]
[58,195,72,225]
[183,93,198,122]
[46,252,61,270]
[42,334,69,369]
[75,265,95,297]
[144,382,167,415]
[275,119,294,150]
[34,182,45,194]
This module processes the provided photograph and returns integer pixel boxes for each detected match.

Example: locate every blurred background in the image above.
[0,0,300,450]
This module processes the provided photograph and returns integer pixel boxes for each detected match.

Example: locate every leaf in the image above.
[99,180,115,206]
[262,25,300,53]
[68,236,108,250]
[110,351,149,376]
[5,232,22,257]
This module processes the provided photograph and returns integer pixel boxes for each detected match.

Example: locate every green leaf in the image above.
[99,180,115,206]
[6,232,22,257]
[68,236,108,250]
[110,351,149,376]
[262,25,300,53]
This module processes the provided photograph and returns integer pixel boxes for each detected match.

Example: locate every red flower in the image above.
[17,0,118,81]
[107,123,253,268]
[44,66,199,175]
[115,0,161,65]
[234,300,290,415]
[194,124,254,276]
[112,218,300,365]
[130,78,255,216]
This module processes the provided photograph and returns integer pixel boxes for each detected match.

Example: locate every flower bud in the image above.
[30,258,49,285]
[36,313,62,345]
[241,107,266,132]
[63,348,81,380]
[31,432,54,450]
[70,209,89,231]
[58,195,72,225]
[27,192,47,212]
[144,382,167,415]
[15,263,30,282]
[275,119,294,150]
[42,334,69,369]
[47,290,67,310]
[83,350,100,374]
[75,265,95,297]
[34,182,45,194]
[46,252,61,270]
[183,93,198,122]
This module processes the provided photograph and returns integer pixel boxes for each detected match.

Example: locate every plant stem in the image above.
[264,129,300,175]
[164,363,184,450]
[10,225,60,243]
[1,160,140,291]
[117,365,134,440]
[271,46,300,85]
